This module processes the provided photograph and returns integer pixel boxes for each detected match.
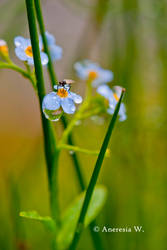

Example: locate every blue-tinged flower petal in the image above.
[97,84,127,121]
[97,85,113,100]
[61,97,76,114]
[42,92,61,111]
[74,60,113,86]
[45,31,56,45]
[69,92,82,104]
[14,36,27,49]
[50,45,62,61]
[40,52,49,65]
[119,103,126,121]
[15,47,27,61]
[92,69,113,87]
[107,107,114,115]
[27,57,34,65]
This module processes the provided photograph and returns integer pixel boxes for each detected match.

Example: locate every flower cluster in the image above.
[0,32,126,122]
[74,60,127,121]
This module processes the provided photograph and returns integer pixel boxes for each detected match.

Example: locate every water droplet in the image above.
[75,120,81,126]
[69,150,74,155]
[91,115,104,125]
[43,108,63,121]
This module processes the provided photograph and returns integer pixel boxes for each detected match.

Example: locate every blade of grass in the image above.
[25,0,60,226]
[69,89,126,250]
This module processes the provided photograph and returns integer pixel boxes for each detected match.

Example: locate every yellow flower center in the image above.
[0,45,8,55]
[88,71,98,80]
[57,88,68,98]
[25,46,33,57]
[113,93,119,101]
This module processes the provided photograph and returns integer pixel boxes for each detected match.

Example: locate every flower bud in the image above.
[0,40,9,58]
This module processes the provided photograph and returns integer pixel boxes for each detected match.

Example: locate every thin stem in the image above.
[61,116,85,190]
[69,90,125,250]
[34,0,58,86]
[0,62,36,88]
[61,116,104,250]
[60,80,92,145]
[25,0,59,228]
[59,144,101,155]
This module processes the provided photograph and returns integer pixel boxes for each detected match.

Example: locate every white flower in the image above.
[14,36,48,65]
[42,81,82,121]
[44,31,62,61]
[74,60,113,87]
[97,85,127,121]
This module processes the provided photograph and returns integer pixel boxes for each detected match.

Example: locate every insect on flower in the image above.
[97,85,127,121]
[14,36,48,65]
[74,60,113,87]
[40,31,62,62]
[42,80,83,121]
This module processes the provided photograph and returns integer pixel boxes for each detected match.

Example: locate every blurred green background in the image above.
[0,0,167,249]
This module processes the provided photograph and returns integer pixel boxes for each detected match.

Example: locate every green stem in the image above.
[33,2,104,249]
[60,116,85,190]
[69,90,125,250]
[60,80,92,145]
[61,116,104,250]
[25,0,59,227]
[59,144,101,155]
[34,0,58,86]
[0,62,36,88]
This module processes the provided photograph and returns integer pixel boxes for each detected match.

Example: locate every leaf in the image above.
[19,210,56,232]
[57,185,107,250]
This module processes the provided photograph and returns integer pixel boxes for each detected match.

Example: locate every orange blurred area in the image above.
[0,0,167,250]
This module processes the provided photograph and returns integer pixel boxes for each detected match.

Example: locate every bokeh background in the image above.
[0,0,167,249]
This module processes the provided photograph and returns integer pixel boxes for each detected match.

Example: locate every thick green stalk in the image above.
[69,90,125,250]
[34,0,58,86]
[25,0,59,226]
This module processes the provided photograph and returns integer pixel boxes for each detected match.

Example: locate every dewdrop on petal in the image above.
[69,150,75,155]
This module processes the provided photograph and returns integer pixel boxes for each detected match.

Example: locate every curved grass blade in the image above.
[69,89,126,250]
